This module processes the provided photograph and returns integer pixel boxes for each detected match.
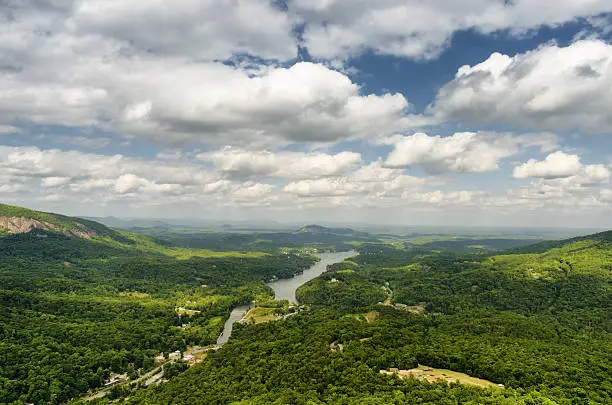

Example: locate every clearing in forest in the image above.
[243,306,278,324]
[364,311,379,323]
[381,365,504,389]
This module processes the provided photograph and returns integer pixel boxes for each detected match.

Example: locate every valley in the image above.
[0,203,610,404]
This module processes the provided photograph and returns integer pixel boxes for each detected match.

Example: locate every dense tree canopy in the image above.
[126,236,611,404]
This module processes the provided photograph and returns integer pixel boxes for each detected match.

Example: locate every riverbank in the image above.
[216,251,356,346]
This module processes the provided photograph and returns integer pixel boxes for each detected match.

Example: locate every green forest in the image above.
[0,204,610,404]
[124,232,611,405]
[0,204,316,404]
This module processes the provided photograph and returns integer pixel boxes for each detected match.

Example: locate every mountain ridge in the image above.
[0,203,121,239]
[511,229,612,254]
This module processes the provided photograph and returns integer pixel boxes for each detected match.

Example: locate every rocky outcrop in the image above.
[0,217,97,239]
[0,217,50,233]
[67,222,98,239]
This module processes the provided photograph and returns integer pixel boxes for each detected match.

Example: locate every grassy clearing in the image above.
[381,365,503,389]
[244,307,278,324]
[176,307,202,317]
[363,311,379,323]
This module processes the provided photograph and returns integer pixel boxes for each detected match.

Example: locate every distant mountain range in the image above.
[82,215,599,240]
[2,203,609,253]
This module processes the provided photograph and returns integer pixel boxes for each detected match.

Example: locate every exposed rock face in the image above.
[68,223,98,239]
[0,217,50,233]
[0,217,97,239]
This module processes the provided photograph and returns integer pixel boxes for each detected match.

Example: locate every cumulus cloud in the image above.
[116,61,410,145]
[507,152,610,215]
[0,146,277,206]
[0,52,410,146]
[1,145,610,222]
[513,151,610,185]
[199,148,361,180]
[2,0,295,64]
[507,177,610,210]
[290,1,612,60]
[384,132,558,174]
[0,1,413,147]
[283,162,425,198]
[430,40,612,133]
[71,0,297,61]
[513,151,583,179]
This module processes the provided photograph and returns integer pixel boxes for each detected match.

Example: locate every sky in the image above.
[1,0,612,227]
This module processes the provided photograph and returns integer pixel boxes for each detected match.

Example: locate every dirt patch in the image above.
[176,307,202,317]
[394,303,426,314]
[381,365,504,389]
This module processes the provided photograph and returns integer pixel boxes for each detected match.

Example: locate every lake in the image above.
[216,251,356,346]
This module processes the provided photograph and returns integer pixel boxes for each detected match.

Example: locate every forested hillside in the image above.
[128,232,611,404]
[0,204,316,404]
[2,203,609,404]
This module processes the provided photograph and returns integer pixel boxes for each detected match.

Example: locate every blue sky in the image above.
[1,1,611,227]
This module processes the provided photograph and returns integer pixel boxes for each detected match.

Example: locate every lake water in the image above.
[267,251,357,303]
[216,251,356,346]
[215,304,250,346]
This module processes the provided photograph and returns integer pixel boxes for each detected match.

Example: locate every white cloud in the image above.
[0,50,410,145]
[506,178,609,210]
[3,0,296,63]
[72,0,296,60]
[430,40,612,133]
[513,151,610,186]
[513,151,583,179]
[290,1,612,60]
[1,145,610,225]
[283,162,425,198]
[0,1,414,147]
[507,152,610,214]
[0,145,277,206]
[384,132,557,174]
[200,148,361,179]
[112,61,411,145]
[579,164,611,186]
